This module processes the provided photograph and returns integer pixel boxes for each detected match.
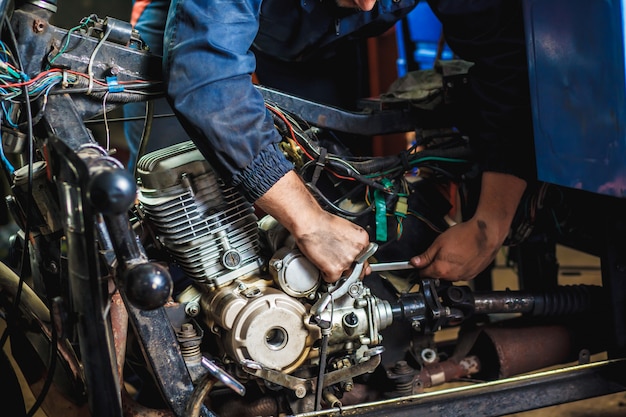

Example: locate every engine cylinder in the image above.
[136,141,262,287]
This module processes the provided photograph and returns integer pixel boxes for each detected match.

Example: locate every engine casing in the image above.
[136,141,392,381]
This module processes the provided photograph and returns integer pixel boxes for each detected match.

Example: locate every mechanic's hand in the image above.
[255,171,371,283]
[410,217,503,282]
[294,211,371,283]
[411,171,527,282]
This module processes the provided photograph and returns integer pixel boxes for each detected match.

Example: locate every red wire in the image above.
[265,103,355,181]
[2,67,156,89]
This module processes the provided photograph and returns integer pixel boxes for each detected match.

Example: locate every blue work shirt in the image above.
[164,0,293,202]
[254,0,418,62]
[163,0,421,202]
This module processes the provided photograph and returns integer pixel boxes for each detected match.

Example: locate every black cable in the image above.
[134,99,154,179]
[305,182,374,219]
[314,333,329,411]
[26,298,58,417]
[84,112,176,125]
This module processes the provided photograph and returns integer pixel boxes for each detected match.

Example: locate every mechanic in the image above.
[125,0,420,286]
[408,1,535,282]
[161,0,383,284]
[131,0,535,283]
[250,0,535,282]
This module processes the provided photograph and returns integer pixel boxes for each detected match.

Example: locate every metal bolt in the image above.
[294,385,306,398]
[33,19,46,33]
[179,323,195,336]
[185,301,200,317]
[411,320,422,331]
[348,282,362,297]
[342,380,354,392]
[271,259,283,271]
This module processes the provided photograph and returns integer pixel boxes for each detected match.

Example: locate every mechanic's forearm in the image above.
[256,171,370,282]
[255,170,326,236]
[473,171,527,245]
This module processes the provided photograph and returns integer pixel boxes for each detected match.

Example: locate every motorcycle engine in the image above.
[136,141,392,383]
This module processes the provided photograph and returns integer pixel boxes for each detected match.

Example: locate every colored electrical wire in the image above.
[267,100,473,194]
[47,14,97,67]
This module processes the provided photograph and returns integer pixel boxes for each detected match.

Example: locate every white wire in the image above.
[102,91,110,150]
[86,25,112,95]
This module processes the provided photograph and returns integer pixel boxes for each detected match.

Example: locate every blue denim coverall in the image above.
[161,0,534,202]
[163,0,293,202]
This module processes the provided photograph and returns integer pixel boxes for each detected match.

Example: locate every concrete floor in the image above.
[5,245,626,416]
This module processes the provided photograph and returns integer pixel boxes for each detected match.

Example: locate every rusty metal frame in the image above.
[292,359,626,417]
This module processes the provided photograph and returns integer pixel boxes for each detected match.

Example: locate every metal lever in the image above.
[201,356,246,396]
[310,242,378,316]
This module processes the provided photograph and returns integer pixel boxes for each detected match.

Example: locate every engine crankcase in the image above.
[204,284,320,373]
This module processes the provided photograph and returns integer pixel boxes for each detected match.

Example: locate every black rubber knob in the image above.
[124,263,173,310]
[88,169,137,214]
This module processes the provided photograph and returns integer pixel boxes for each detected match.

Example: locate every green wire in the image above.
[48,17,94,66]
[364,155,469,178]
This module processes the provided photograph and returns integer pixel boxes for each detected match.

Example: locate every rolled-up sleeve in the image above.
[163,0,294,201]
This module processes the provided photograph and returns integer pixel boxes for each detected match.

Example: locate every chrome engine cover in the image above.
[202,280,320,372]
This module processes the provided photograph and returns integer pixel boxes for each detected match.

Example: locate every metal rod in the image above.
[295,359,626,417]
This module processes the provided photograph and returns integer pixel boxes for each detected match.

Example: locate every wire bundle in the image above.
[267,101,475,192]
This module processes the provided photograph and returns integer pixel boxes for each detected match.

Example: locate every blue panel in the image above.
[407,3,453,69]
[524,0,626,197]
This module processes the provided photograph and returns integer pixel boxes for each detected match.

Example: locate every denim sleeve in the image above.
[163,0,294,201]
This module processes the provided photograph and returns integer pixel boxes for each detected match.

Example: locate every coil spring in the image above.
[177,323,202,364]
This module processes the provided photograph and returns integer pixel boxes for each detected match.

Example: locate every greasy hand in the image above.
[410,171,527,282]
[294,211,371,283]
[255,171,371,283]
[410,218,501,281]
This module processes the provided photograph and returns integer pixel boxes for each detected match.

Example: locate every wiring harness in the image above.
[267,101,474,206]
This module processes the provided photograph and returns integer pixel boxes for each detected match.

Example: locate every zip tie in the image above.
[311,147,327,185]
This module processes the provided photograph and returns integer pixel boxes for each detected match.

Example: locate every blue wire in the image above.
[0,129,15,175]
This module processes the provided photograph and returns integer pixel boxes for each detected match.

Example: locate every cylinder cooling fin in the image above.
[136,141,262,287]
